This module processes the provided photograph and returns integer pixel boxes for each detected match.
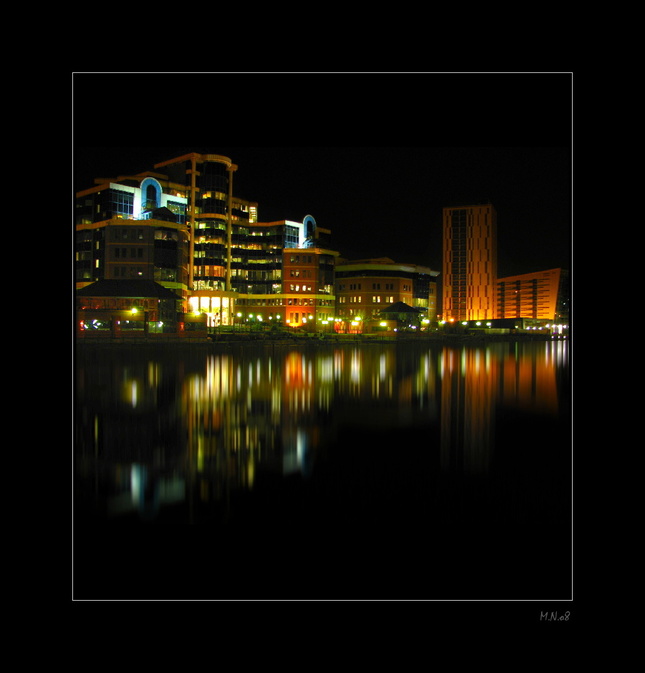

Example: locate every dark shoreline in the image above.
[75,332,566,349]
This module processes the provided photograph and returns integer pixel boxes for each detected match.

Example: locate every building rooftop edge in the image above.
[336,259,438,275]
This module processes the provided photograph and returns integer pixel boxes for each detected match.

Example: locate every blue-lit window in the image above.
[286,225,299,247]
[140,178,162,212]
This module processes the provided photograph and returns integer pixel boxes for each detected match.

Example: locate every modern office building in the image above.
[229,230,339,329]
[334,257,439,331]
[75,152,340,333]
[187,214,337,329]
[442,203,497,322]
[496,268,569,323]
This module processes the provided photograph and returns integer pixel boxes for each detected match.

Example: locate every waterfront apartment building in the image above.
[75,152,340,331]
[334,257,439,331]
[442,203,497,322]
[496,268,570,323]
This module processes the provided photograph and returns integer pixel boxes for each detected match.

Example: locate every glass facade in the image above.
[109,189,134,218]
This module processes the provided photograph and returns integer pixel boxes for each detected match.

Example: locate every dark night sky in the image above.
[73,72,572,279]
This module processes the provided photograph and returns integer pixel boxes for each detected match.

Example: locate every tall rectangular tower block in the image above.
[442,203,497,322]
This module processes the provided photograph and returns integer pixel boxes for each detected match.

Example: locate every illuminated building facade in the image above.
[75,183,191,301]
[281,244,337,327]
[75,152,340,331]
[442,203,497,322]
[231,236,339,329]
[75,279,206,338]
[334,258,439,331]
[496,268,569,323]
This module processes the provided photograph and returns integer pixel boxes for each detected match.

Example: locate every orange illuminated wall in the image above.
[442,204,497,321]
[282,248,337,327]
[496,268,563,321]
[283,249,318,294]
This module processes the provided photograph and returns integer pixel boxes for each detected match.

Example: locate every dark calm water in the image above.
[73,339,571,600]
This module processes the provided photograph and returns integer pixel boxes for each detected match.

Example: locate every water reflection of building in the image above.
[439,341,566,475]
[499,340,564,416]
[181,349,335,515]
[75,353,186,519]
[440,346,496,474]
[75,341,567,522]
